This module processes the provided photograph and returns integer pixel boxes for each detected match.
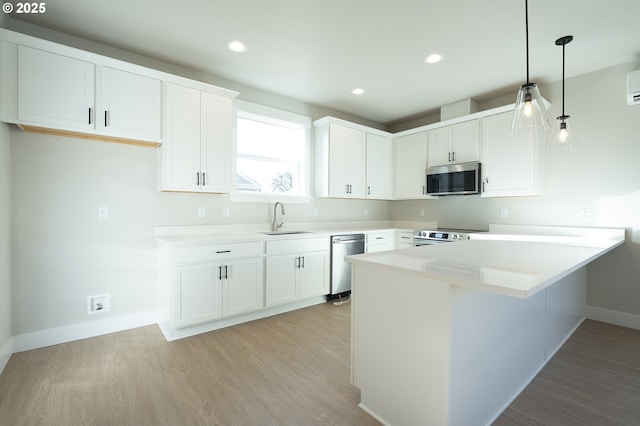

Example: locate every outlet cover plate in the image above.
[88,293,111,314]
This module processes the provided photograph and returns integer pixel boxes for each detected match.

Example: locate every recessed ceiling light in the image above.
[352,88,365,95]
[425,53,444,64]
[227,41,247,53]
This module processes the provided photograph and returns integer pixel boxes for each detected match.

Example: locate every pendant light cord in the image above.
[561,42,566,117]
[525,0,530,84]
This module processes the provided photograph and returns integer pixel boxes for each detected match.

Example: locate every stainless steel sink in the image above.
[260,230,312,236]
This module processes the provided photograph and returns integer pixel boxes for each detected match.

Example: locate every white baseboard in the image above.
[0,336,14,375]
[159,297,327,341]
[12,310,158,353]
[586,306,640,330]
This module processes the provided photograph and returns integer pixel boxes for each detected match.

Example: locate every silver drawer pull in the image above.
[216,250,231,254]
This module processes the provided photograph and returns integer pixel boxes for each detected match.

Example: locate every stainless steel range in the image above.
[413,228,481,246]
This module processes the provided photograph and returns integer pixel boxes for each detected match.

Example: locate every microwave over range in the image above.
[425,161,481,196]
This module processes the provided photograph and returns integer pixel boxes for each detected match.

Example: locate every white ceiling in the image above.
[9,0,640,126]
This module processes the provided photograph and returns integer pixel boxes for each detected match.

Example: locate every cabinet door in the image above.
[427,126,452,167]
[328,124,366,198]
[100,66,161,141]
[298,251,329,299]
[366,133,393,199]
[176,263,222,328]
[451,120,480,164]
[18,46,95,131]
[394,131,427,199]
[163,83,201,191]
[347,128,367,198]
[222,257,264,317]
[327,124,350,197]
[265,254,298,306]
[481,112,543,197]
[200,92,232,192]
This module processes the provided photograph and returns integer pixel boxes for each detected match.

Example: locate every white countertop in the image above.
[346,226,625,298]
[154,221,429,247]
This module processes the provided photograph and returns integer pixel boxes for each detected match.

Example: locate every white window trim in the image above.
[231,100,312,204]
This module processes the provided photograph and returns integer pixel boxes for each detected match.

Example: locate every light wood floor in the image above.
[494,319,640,425]
[0,303,379,425]
[1,306,640,426]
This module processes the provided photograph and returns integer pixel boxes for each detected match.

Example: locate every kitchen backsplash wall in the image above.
[391,60,640,322]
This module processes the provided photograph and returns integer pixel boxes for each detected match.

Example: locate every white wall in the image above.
[0,122,12,370]
[390,60,640,322]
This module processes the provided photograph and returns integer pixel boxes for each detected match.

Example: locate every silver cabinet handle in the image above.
[202,172,206,186]
[196,172,200,186]
[367,186,371,195]
[104,110,108,127]
[88,107,92,125]
[300,256,305,268]
[218,266,222,280]
[452,151,456,162]
[224,265,229,279]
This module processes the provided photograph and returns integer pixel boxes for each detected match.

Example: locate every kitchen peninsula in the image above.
[347,225,625,426]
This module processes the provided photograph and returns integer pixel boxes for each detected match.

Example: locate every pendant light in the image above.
[510,0,550,135]
[548,35,577,151]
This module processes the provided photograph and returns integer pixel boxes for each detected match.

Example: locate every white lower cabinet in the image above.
[176,257,263,328]
[176,263,223,328]
[396,231,415,248]
[366,231,395,253]
[160,241,264,332]
[265,237,330,307]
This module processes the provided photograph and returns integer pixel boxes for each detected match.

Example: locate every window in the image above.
[234,101,311,200]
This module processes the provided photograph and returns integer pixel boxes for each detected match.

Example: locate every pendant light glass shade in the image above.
[547,35,576,152]
[511,82,550,133]
[548,115,577,151]
[510,0,550,135]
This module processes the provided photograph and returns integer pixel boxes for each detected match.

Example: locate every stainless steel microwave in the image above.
[425,161,481,196]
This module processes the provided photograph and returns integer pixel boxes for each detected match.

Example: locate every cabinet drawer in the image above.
[172,241,263,264]
[266,236,330,255]
[366,231,394,245]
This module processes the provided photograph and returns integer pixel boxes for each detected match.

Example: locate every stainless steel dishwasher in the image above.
[329,234,365,298]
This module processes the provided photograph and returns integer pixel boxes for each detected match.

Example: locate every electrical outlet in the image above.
[87,294,110,315]
[580,208,591,220]
[223,207,230,217]
[364,208,369,216]
[312,207,318,217]
[419,208,425,217]
[500,208,509,219]
[198,207,206,218]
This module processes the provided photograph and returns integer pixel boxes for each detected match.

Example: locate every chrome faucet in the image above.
[272,202,286,232]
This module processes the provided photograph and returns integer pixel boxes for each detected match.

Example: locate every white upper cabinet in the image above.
[18,45,95,132]
[427,120,479,167]
[17,45,162,144]
[99,66,161,141]
[315,117,392,200]
[480,111,544,197]
[394,131,428,199]
[328,124,366,198]
[315,119,367,198]
[365,132,393,199]
[161,83,232,193]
